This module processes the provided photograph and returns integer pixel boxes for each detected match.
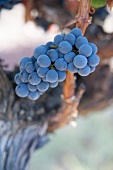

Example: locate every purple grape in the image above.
[46,69,58,83]
[67,62,78,73]
[15,83,29,98]
[64,33,76,45]
[78,65,90,76]
[54,34,64,46]
[37,55,51,68]
[37,81,49,92]
[88,54,100,67]
[28,91,40,100]
[57,71,66,82]
[14,73,22,84]
[55,58,67,71]
[28,72,41,85]
[25,62,36,73]
[19,70,29,83]
[33,45,47,59]
[20,57,31,70]
[70,28,82,38]
[79,44,92,57]
[47,49,58,62]
[28,83,37,92]
[49,81,58,88]
[58,41,72,54]
[37,67,49,78]
[75,36,88,49]
[64,52,76,63]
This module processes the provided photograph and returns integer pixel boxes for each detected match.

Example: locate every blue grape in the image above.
[47,49,58,62]
[57,71,66,82]
[37,81,49,92]
[78,65,90,76]
[28,72,41,85]
[46,41,54,48]
[88,54,100,67]
[15,83,29,98]
[19,70,29,83]
[55,58,67,71]
[37,55,51,68]
[89,43,98,54]
[33,45,47,59]
[73,55,87,68]
[59,41,72,54]
[64,52,76,63]
[37,67,49,78]
[28,91,40,100]
[27,83,37,92]
[20,57,31,70]
[49,81,58,88]
[64,33,76,45]
[14,73,22,84]
[75,36,88,49]
[25,62,35,73]
[46,69,58,83]
[90,66,96,73]
[67,62,78,73]
[70,28,82,38]
[54,34,64,46]
[79,44,92,57]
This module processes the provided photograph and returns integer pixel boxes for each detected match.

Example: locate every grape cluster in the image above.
[0,0,21,10]
[14,28,100,100]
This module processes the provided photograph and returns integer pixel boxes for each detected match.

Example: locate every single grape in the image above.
[20,57,31,70]
[75,36,88,49]
[57,71,66,82]
[15,83,29,98]
[37,67,49,78]
[89,43,98,54]
[42,77,47,82]
[47,49,58,62]
[64,52,76,63]
[28,91,40,100]
[37,81,49,92]
[88,54,100,67]
[14,73,22,84]
[27,83,37,92]
[37,55,51,68]
[19,70,29,83]
[33,45,47,59]
[28,72,41,85]
[25,62,36,73]
[70,28,82,38]
[64,33,76,46]
[79,44,92,57]
[46,69,58,83]
[78,65,90,76]
[73,55,87,68]
[54,34,64,46]
[50,81,58,88]
[67,62,78,73]
[59,41,72,54]
[55,58,67,71]
[90,66,96,73]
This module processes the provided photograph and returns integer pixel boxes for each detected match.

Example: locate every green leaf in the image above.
[92,0,106,8]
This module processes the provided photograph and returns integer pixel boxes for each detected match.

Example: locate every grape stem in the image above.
[47,0,92,132]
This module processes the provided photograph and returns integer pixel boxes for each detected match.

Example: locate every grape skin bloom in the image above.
[73,55,87,68]
[55,58,67,71]
[37,55,51,68]
[79,44,92,57]
[46,69,58,83]
[15,83,29,98]
[58,41,72,54]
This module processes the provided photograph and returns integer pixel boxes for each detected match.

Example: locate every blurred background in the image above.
[0,1,113,170]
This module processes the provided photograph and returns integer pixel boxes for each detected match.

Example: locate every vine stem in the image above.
[47,0,92,132]
[63,0,92,101]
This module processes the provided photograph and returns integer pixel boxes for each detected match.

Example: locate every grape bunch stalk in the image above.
[14,28,100,100]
